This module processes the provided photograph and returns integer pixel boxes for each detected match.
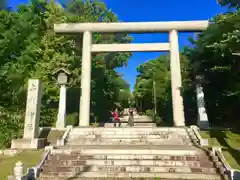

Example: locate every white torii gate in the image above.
[54,20,208,127]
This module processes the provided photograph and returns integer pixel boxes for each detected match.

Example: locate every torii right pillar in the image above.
[169,29,185,126]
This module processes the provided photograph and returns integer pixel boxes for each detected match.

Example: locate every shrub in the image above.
[65,112,78,126]
[0,107,24,148]
[146,109,154,117]
[155,116,163,126]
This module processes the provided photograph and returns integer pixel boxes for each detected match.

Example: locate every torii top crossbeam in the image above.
[54,20,209,33]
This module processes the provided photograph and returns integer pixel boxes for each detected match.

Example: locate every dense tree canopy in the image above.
[0,0,7,10]
[184,10,240,126]
[133,54,195,126]
[218,0,240,8]
[134,5,240,127]
[0,0,131,148]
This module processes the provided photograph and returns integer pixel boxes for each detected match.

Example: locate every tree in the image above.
[217,0,240,8]
[133,55,171,124]
[0,0,131,147]
[0,0,7,10]
[134,6,240,128]
[133,53,197,126]
[184,10,240,127]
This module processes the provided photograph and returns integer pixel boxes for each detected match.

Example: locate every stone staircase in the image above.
[105,115,156,127]
[38,127,222,180]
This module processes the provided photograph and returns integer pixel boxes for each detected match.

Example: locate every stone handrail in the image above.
[56,125,73,147]
[8,149,51,180]
[187,127,230,180]
[213,147,240,180]
[33,148,51,178]
[190,125,208,146]
[30,126,73,178]
[8,126,73,179]
[189,126,240,180]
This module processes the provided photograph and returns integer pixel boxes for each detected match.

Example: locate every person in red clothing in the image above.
[111,108,121,127]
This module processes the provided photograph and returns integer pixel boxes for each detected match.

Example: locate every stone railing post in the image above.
[14,161,24,180]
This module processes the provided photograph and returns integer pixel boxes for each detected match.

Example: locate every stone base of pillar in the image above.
[11,138,46,149]
[77,125,90,127]
[198,121,210,129]
[79,119,90,127]
[175,124,186,127]
[174,121,185,127]
[56,121,65,129]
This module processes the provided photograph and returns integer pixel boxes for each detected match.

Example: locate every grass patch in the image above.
[0,150,43,179]
[200,129,240,169]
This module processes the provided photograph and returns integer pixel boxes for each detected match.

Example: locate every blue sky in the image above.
[9,0,227,90]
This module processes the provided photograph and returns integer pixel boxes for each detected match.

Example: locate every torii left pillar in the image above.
[79,31,92,126]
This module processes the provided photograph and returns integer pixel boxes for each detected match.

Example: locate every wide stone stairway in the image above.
[38,124,222,180]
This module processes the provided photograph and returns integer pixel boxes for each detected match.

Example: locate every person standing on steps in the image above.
[111,108,121,127]
[128,108,134,127]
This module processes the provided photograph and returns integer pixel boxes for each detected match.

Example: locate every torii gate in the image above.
[54,20,208,127]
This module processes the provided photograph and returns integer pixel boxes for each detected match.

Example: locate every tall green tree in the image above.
[133,54,197,126]
[0,0,7,10]
[218,0,240,8]
[0,0,131,147]
[133,55,171,124]
[184,10,240,127]
[134,4,240,127]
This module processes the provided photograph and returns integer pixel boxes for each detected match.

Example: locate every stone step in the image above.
[104,123,157,127]
[66,140,192,146]
[70,127,188,135]
[134,123,157,127]
[92,166,217,174]
[41,165,217,174]
[45,159,213,167]
[78,172,222,179]
[69,134,174,139]
[71,127,188,131]
[68,135,190,141]
[69,134,190,140]
[68,133,184,137]
[67,137,192,145]
[69,133,189,137]
[38,178,219,180]
[120,116,153,122]
[39,172,221,180]
[53,145,201,155]
[48,153,208,161]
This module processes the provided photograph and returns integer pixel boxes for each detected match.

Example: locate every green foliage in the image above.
[0,0,131,148]
[184,10,240,126]
[0,107,24,148]
[133,54,193,125]
[65,113,78,126]
[217,0,240,8]
[145,109,154,117]
[134,7,240,128]
[0,0,7,10]
[155,116,163,126]
[145,109,162,126]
